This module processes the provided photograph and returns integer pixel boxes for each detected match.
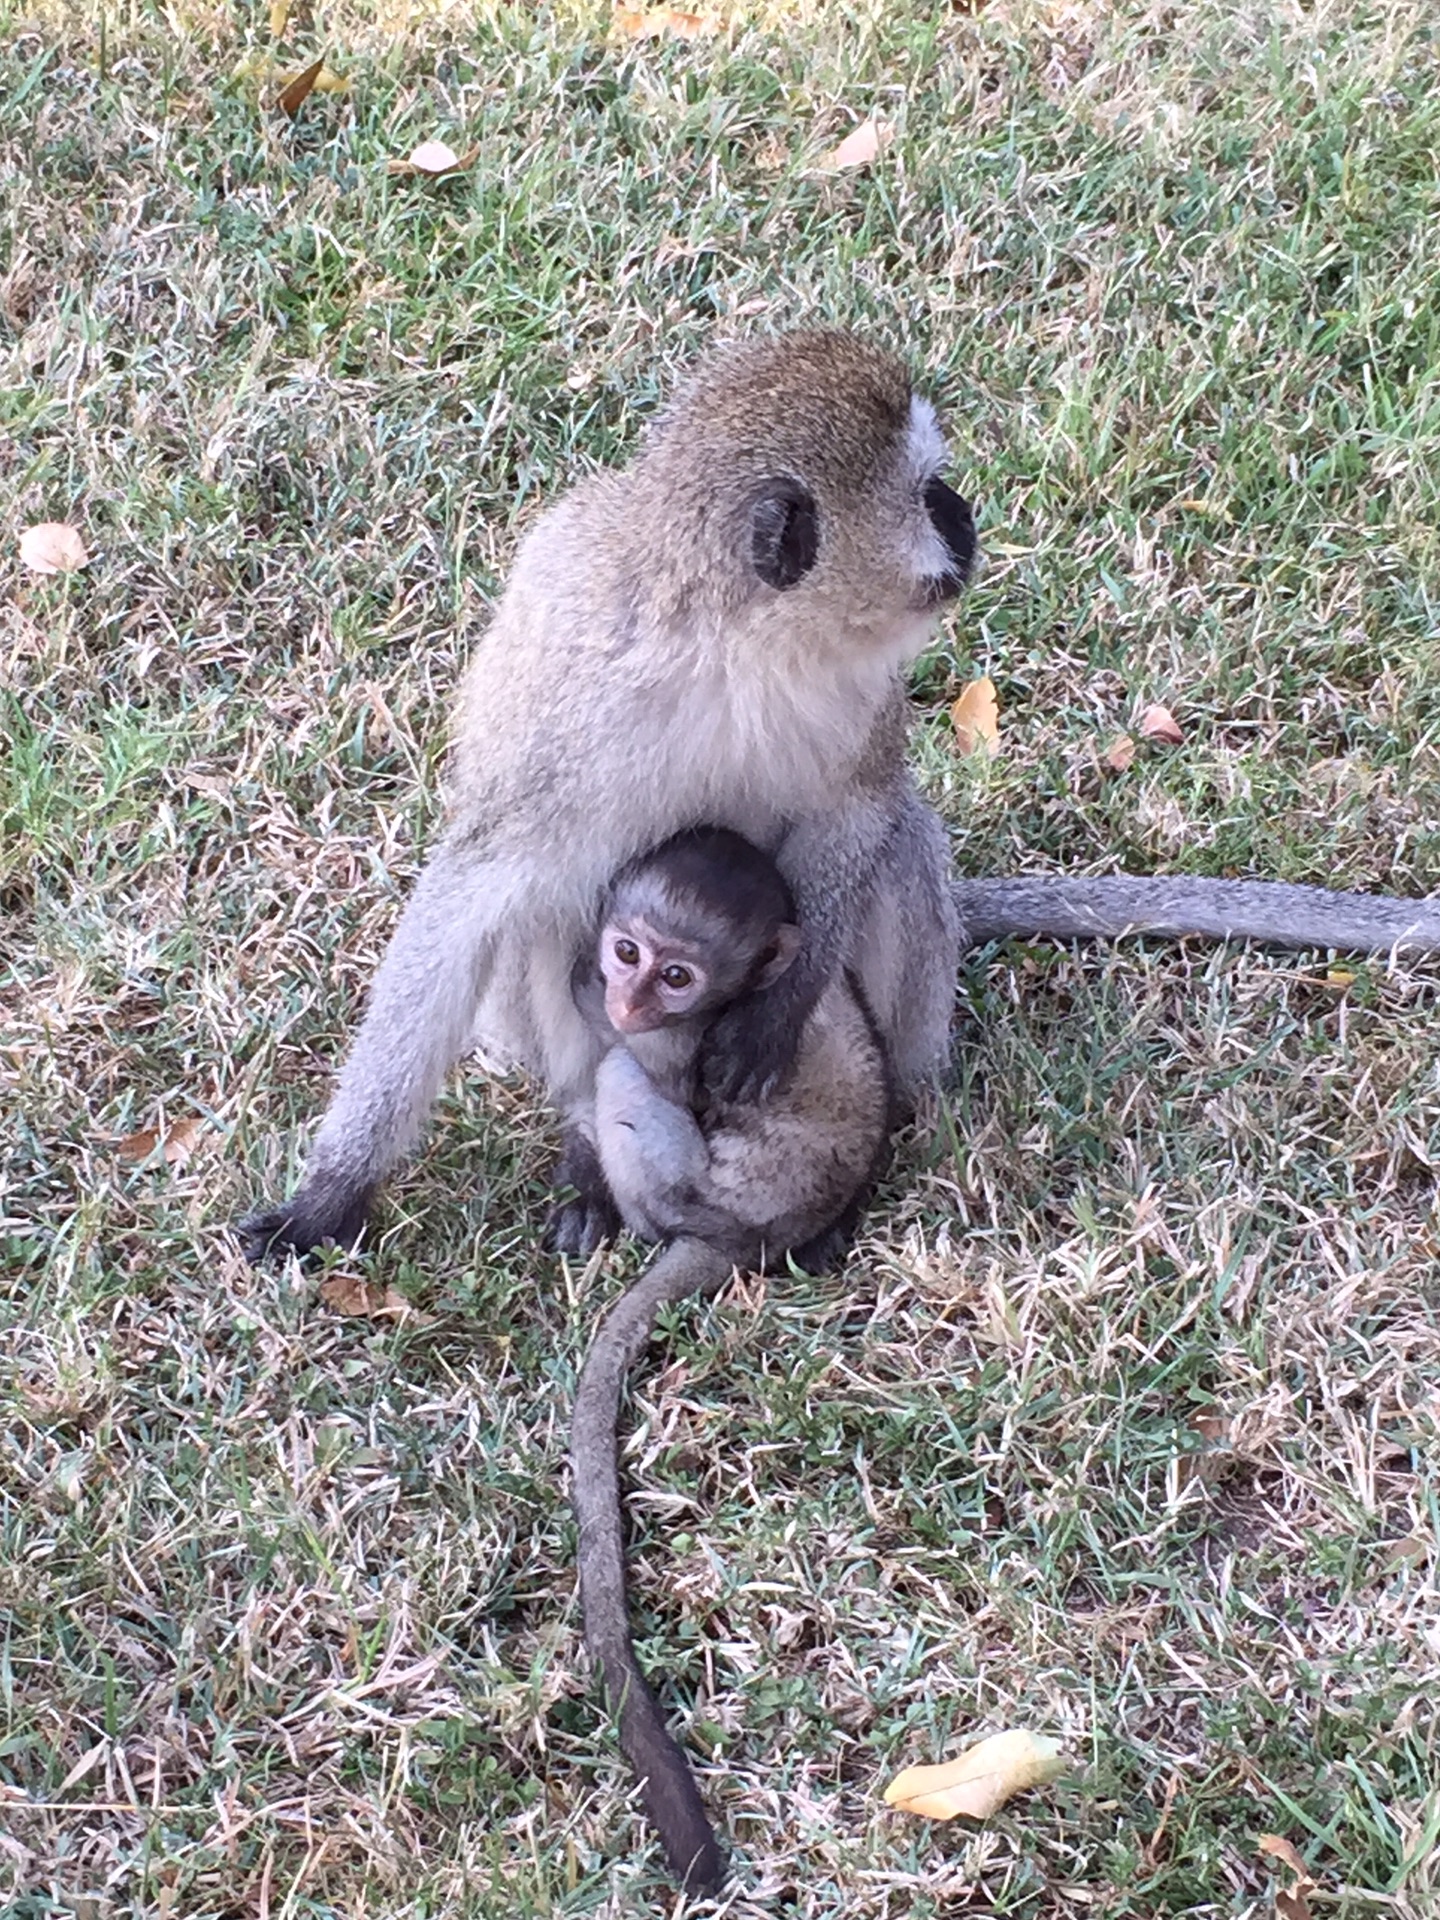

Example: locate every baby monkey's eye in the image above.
[661,965,694,990]
[614,938,640,966]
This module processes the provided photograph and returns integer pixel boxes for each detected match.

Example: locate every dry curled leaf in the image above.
[276,56,325,115]
[1139,703,1184,745]
[20,522,88,574]
[319,1273,414,1320]
[1259,1835,1315,1920]
[388,139,480,177]
[1104,733,1136,773]
[824,118,891,170]
[115,1116,204,1168]
[613,5,710,39]
[1257,1836,1310,1880]
[951,676,1000,756]
[883,1729,1067,1822]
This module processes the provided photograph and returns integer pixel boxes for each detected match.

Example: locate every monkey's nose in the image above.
[609,1000,663,1035]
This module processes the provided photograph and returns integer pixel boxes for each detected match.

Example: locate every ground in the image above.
[2,1,1438,1915]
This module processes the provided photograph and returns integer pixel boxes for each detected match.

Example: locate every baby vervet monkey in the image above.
[576,825,892,1265]
[568,826,892,1895]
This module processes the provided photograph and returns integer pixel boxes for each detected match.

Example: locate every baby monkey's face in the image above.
[598,914,719,1034]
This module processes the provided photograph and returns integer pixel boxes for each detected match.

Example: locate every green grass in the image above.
[3,0,1439,1913]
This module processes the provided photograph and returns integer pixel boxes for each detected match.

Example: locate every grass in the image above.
[3,0,1439,1913]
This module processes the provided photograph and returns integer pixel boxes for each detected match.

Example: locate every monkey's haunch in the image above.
[954,875,1440,955]
[570,1239,734,1894]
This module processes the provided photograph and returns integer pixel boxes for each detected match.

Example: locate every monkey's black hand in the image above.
[544,1125,620,1256]
[699,989,807,1105]
[236,1178,373,1265]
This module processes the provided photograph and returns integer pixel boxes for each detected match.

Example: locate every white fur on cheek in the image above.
[905,394,948,478]
[904,394,954,582]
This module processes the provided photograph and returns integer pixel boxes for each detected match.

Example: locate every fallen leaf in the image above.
[1378,1534,1431,1574]
[311,65,350,94]
[1276,1892,1312,1920]
[319,1273,414,1319]
[883,1729,1067,1822]
[1104,733,1136,772]
[20,522,88,574]
[115,1116,205,1167]
[613,6,710,38]
[276,55,325,115]
[824,118,891,169]
[951,676,1000,756]
[1257,1836,1310,1881]
[1139,703,1184,745]
[388,139,481,177]
[268,0,289,32]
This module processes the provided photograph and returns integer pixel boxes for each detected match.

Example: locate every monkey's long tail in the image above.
[570,1237,734,1896]
[954,874,1440,955]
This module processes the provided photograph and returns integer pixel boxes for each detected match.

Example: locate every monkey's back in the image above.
[700,979,889,1261]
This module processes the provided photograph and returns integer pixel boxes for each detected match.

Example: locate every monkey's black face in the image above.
[921,477,977,605]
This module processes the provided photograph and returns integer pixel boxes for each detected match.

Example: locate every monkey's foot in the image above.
[236,1180,373,1265]
[543,1191,620,1257]
[785,1219,856,1274]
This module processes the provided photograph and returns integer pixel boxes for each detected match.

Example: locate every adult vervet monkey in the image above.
[239,329,1440,1261]
[241,330,973,1260]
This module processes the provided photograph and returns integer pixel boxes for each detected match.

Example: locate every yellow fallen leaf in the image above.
[20,522,88,574]
[951,675,1000,756]
[613,5,710,38]
[268,0,289,32]
[1325,966,1355,989]
[312,66,349,95]
[276,56,325,115]
[883,1729,1067,1822]
[319,1273,414,1319]
[824,118,891,169]
[1104,733,1136,772]
[115,1116,205,1168]
[1139,702,1184,745]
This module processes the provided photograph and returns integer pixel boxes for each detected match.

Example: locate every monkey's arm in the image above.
[703,782,897,1104]
[238,841,519,1261]
[954,874,1440,954]
[593,1048,738,1246]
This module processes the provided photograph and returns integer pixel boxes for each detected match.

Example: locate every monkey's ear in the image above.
[754,922,802,989]
[750,480,819,590]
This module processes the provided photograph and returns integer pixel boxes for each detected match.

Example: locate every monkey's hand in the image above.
[236,1177,374,1265]
[699,986,808,1105]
